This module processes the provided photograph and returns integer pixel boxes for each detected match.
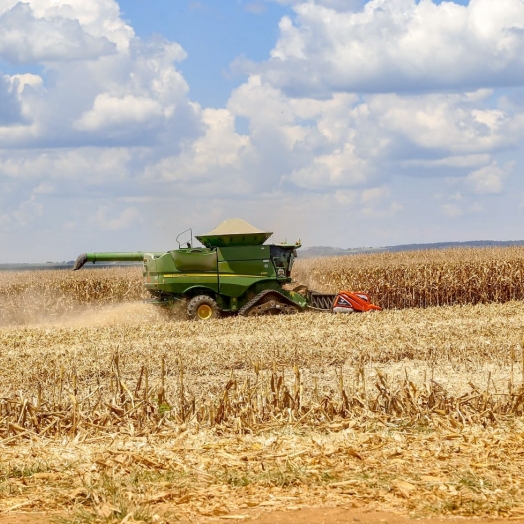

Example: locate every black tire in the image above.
[187,295,220,320]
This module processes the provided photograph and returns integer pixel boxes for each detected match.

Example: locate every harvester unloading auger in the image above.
[73,219,382,320]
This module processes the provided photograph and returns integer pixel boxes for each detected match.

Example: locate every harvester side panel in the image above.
[171,249,217,271]
[145,250,219,295]
[217,246,275,298]
[214,244,298,302]
[161,274,219,295]
[217,245,270,261]
[152,253,177,273]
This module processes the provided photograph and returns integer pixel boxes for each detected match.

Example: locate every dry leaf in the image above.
[97,503,118,518]
[420,475,446,482]
[393,479,416,498]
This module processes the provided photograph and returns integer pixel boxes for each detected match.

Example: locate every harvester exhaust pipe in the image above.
[72,253,88,271]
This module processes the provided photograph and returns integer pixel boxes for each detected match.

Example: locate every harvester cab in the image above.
[72,218,381,320]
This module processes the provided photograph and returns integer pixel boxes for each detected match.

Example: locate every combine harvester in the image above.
[73,219,381,320]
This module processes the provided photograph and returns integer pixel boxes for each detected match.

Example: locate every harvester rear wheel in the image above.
[187,295,219,320]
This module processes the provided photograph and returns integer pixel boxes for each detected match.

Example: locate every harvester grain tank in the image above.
[73,218,381,319]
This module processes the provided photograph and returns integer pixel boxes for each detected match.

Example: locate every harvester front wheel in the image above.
[187,295,219,321]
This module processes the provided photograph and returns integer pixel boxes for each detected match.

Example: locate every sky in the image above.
[1,0,524,262]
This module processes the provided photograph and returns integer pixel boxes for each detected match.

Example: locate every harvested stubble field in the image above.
[1,249,524,523]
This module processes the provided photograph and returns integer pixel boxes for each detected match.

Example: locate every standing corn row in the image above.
[0,267,146,324]
[293,247,524,309]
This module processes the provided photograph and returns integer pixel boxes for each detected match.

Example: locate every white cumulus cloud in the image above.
[2,0,524,260]
[75,94,165,132]
[254,0,524,96]
[466,161,514,194]
[0,1,117,63]
[0,0,194,149]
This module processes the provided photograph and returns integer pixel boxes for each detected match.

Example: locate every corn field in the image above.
[1,303,524,519]
[2,349,524,441]
[1,300,524,435]
[2,252,524,521]
[294,246,524,309]
[0,267,145,325]
[2,246,524,326]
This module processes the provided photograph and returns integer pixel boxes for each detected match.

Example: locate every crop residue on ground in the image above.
[1,254,524,522]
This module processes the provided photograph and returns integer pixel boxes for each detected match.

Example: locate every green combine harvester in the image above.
[73,219,308,319]
[73,218,382,319]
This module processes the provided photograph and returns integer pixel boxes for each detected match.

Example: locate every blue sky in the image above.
[119,1,291,108]
[0,0,523,262]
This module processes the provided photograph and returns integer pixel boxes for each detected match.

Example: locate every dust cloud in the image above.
[0,297,184,328]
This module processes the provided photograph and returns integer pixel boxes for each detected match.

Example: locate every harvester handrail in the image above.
[176,228,193,249]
